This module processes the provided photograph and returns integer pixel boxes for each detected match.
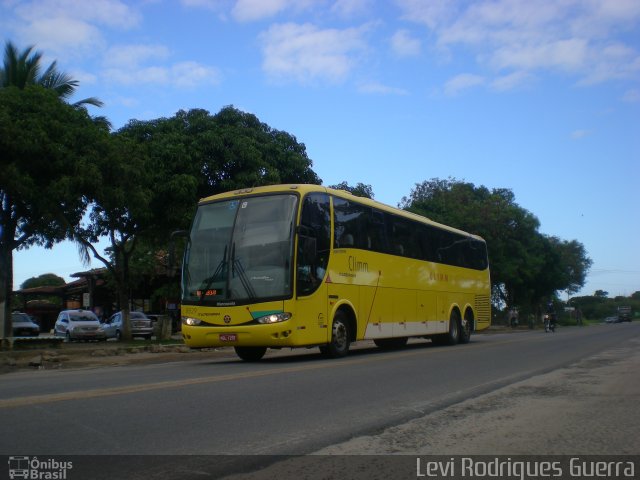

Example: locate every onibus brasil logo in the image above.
[8,456,73,479]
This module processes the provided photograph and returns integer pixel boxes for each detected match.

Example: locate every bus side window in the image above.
[297,193,330,296]
[367,209,388,253]
[334,197,363,248]
[387,214,420,259]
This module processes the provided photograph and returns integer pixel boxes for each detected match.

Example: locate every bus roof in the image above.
[198,184,486,242]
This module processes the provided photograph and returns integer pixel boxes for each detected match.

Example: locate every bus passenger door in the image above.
[296,192,331,343]
[296,283,328,342]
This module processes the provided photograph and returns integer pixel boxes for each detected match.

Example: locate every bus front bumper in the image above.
[181,323,312,349]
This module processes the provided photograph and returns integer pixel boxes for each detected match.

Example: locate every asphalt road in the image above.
[1,323,639,479]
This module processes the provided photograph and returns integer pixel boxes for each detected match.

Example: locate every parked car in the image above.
[54,309,107,341]
[604,316,620,323]
[103,311,154,340]
[145,314,162,338]
[11,312,40,337]
[147,312,181,333]
[617,306,632,322]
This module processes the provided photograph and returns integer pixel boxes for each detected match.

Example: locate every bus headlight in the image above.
[182,316,203,326]
[256,313,291,324]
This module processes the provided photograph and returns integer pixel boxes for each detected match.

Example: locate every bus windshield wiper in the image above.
[231,242,257,300]
[199,245,227,302]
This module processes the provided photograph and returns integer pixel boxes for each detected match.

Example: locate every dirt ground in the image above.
[0,340,233,373]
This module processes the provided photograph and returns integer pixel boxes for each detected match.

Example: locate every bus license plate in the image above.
[219,334,237,342]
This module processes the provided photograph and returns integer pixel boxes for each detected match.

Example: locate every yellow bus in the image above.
[180,184,491,361]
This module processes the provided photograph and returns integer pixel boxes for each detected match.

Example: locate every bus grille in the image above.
[474,295,491,323]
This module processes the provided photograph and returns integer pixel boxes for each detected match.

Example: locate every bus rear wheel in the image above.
[459,312,472,344]
[234,346,267,362]
[321,311,350,358]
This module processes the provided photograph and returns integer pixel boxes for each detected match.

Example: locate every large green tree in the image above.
[71,135,160,340]
[73,106,321,339]
[14,273,66,310]
[20,273,66,290]
[0,41,104,345]
[400,178,592,311]
[118,106,320,201]
[0,86,107,344]
[329,181,374,199]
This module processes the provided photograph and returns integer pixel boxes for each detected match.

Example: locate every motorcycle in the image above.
[543,313,556,333]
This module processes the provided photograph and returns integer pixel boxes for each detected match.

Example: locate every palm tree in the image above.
[0,40,103,108]
[0,40,106,346]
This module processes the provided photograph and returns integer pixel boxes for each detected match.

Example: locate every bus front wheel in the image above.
[320,312,350,358]
[234,346,267,362]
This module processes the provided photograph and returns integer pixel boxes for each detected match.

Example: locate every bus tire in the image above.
[234,346,267,362]
[374,337,408,350]
[433,311,460,346]
[322,311,350,358]
[459,312,472,344]
[447,310,461,345]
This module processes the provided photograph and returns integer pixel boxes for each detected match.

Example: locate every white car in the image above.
[54,309,107,341]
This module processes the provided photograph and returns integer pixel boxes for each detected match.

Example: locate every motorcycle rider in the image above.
[544,302,557,332]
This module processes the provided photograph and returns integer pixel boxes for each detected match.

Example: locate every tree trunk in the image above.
[117,273,132,341]
[0,242,14,348]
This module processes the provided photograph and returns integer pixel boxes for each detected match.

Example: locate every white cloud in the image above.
[578,42,640,85]
[444,73,485,96]
[490,70,532,91]
[230,0,321,22]
[260,22,368,84]
[183,0,324,22]
[7,0,140,59]
[396,0,455,30]
[391,29,421,57]
[110,95,140,108]
[24,16,104,54]
[357,82,408,95]
[103,45,171,69]
[13,0,139,28]
[622,89,640,103]
[103,63,220,87]
[180,0,224,8]
[232,0,289,22]
[72,70,99,86]
[491,39,588,73]
[571,129,592,140]
[398,0,640,87]
[331,0,372,18]
[172,61,221,87]
[102,45,220,88]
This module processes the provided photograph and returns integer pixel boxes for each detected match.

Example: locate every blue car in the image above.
[11,312,40,337]
[103,311,154,340]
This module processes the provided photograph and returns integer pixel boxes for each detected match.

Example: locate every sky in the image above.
[2,0,639,299]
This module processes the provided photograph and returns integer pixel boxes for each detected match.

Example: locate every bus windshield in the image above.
[182,194,298,305]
